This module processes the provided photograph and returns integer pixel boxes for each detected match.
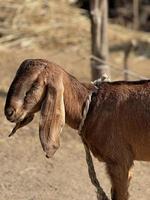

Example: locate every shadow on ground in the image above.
[0,90,6,98]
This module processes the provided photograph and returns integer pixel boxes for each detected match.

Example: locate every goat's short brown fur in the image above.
[5,59,150,200]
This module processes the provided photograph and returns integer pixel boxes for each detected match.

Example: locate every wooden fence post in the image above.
[133,0,140,30]
[90,0,110,81]
[123,40,137,80]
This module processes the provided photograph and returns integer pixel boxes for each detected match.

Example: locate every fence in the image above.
[47,40,149,81]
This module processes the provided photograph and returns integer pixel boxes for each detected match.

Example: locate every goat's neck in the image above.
[63,73,91,130]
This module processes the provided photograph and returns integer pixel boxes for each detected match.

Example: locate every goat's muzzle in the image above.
[5,107,24,122]
[5,107,14,117]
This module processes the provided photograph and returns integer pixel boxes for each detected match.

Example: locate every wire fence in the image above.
[48,42,149,81]
[91,55,149,80]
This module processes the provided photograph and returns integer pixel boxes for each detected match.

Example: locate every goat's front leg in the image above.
[106,159,133,200]
[110,168,132,200]
[107,164,130,200]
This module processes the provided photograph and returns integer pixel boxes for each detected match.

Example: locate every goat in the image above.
[5,59,150,200]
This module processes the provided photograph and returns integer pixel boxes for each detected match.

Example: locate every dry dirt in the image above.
[0,1,150,200]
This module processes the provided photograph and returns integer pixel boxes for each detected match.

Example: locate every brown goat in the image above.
[5,59,150,200]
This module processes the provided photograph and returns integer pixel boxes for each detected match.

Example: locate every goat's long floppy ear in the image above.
[39,79,65,158]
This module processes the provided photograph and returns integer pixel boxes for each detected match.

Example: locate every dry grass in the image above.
[0,0,90,49]
[0,0,149,50]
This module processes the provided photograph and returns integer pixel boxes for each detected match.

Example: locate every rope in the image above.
[78,92,93,134]
[79,75,110,200]
[82,139,110,200]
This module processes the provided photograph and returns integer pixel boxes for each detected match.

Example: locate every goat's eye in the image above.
[24,94,29,102]
[25,84,38,97]
[32,84,39,90]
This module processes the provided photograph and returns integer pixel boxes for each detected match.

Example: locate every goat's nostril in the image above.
[6,107,14,117]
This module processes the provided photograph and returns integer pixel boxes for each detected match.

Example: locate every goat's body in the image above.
[5,59,150,200]
[83,81,150,162]
[81,81,150,200]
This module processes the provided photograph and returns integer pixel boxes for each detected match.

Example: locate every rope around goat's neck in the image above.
[79,75,110,200]
[78,91,93,134]
[82,139,110,200]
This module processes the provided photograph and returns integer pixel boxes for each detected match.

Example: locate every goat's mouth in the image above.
[9,114,34,137]
[8,116,23,123]
[5,107,26,123]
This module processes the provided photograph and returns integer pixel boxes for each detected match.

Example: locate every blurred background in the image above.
[0,0,149,200]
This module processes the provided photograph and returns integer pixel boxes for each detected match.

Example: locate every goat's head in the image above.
[5,59,65,158]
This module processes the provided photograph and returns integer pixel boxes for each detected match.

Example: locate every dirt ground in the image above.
[0,1,150,200]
